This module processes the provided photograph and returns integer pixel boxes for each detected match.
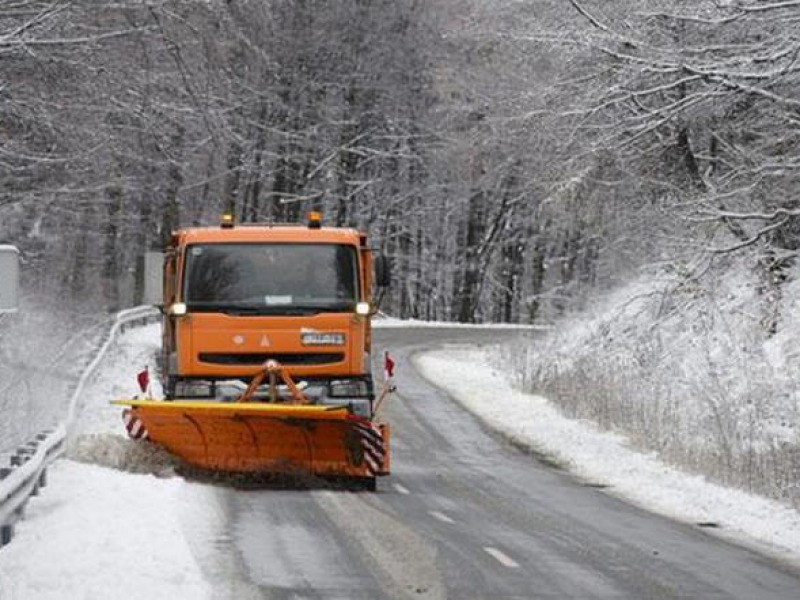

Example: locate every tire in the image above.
[357,477,377,492]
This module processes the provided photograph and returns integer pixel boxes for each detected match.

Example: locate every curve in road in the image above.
[202,327,800,600]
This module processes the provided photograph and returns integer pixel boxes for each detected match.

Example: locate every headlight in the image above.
[169,302,187,316]
[301,331,345,346]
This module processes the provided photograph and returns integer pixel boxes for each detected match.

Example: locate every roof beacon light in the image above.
[307,211,322,229]
[221,214,235,229]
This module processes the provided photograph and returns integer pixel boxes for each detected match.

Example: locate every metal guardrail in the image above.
[0,305,160,549]
[65,305,160,427]
[0,425,66,546]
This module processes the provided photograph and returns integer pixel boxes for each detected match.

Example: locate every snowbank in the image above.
[0,462,211,600]
[0,323,212,600]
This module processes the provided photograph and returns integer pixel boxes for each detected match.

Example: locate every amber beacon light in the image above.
[307,211,322,229]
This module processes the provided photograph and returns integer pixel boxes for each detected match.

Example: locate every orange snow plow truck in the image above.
[113,213,392,489]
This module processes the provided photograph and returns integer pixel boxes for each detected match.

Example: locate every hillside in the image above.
[500,255,800,508]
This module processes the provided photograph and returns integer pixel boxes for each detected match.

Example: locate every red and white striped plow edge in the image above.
[350,418,386,476]
[122,408,149,440]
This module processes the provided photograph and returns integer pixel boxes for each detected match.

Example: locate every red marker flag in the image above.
[137,366,150,394]
[384,351,395,379]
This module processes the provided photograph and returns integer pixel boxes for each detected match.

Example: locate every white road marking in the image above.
[483,546,520,568]
[428,510,455,524]
[393,483,411,495]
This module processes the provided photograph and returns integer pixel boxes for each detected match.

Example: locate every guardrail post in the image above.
[11,446,35,467]
[1,524,13,547]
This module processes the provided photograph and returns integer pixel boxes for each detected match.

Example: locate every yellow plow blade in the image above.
[111,400,390,481]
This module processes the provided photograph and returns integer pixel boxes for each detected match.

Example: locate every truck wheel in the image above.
[355,477,377,492]
[343,476,377,492]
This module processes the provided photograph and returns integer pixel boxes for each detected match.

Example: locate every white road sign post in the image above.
[0,245,20,313]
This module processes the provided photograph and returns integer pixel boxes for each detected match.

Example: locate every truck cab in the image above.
[161,215,388,416]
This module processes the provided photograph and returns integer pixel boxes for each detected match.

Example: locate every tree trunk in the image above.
[455,190,485,323]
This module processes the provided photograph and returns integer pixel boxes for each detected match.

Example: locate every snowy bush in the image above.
[500,256,800,507]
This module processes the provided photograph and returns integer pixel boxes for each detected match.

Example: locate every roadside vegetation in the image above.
[500,256,800,507]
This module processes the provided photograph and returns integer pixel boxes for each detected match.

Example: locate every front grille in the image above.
[198,352,344,366]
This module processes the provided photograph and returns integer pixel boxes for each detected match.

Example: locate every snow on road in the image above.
[373,315,548,330]
[415,346,800,566]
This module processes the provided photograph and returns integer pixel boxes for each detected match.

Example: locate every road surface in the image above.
[187,327,800,600]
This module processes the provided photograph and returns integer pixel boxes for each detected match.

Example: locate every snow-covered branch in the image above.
[709,217,790,254]
[0,27,154,48]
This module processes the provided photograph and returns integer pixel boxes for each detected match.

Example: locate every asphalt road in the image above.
[198,327,800,600]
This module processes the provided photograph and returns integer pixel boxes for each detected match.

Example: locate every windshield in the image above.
[182,243,359,314]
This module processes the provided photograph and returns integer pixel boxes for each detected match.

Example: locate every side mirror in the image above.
[143,251,164,305]
[374,255,391,288]
[0,245,20,313]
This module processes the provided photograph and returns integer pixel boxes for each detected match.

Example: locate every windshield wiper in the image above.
[224,305,320,316]
[186,302,354,315]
